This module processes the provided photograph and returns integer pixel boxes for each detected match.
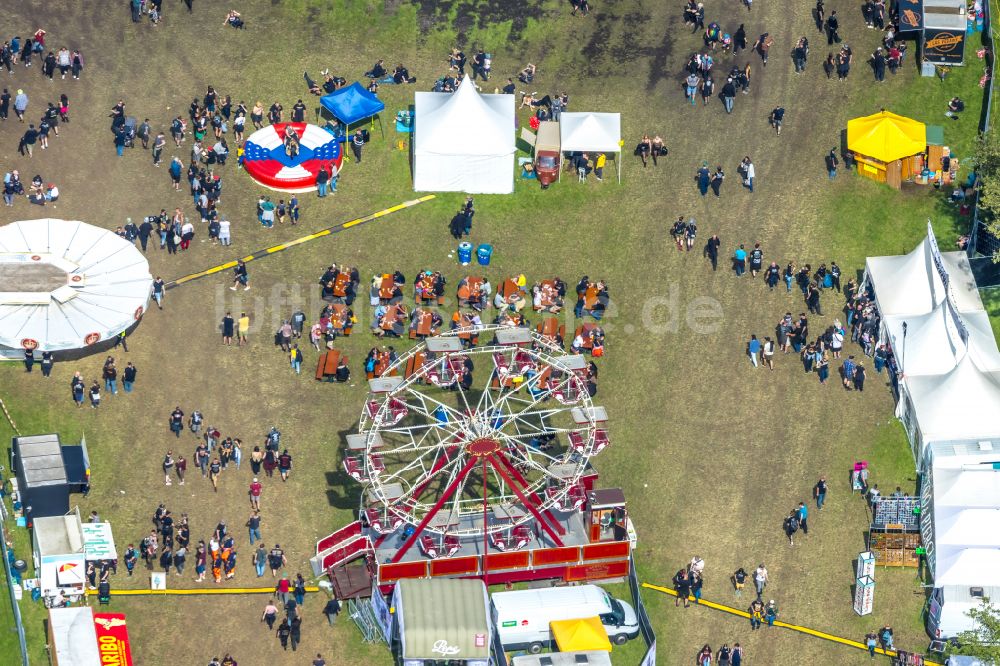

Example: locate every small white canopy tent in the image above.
[900,355,1000,459]
[558,112,622,184]
[883,300,1000,376]
[413,80,515,194]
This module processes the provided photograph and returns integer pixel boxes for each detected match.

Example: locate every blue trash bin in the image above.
[457,242,473,266]
[476,244,493,266]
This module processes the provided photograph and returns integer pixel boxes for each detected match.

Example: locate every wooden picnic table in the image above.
[378,276,396,301]
[583,285,599,311]
[537,279,559,309]
[412,309,433,337]
[333,272,351,298]
[330,303,350,331]
[381,304,407,332]
[575,323,600,349]
[457,277,483,305]
[538,317,561,340]
[373,351,392,377]
[500,278,520,299]
[315,348,345,381]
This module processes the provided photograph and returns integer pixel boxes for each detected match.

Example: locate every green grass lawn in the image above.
[0,1,989,664]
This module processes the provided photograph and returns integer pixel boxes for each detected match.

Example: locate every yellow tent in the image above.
[549,617,612,652]
[847,110,926,163]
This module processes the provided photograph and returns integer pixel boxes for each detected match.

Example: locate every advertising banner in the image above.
[93,613,133,666]
[924,28,966,64]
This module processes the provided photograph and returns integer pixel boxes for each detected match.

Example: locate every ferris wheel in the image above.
[343,325,610,559]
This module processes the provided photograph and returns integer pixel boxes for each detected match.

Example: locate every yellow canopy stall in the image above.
[846,110,927,189]
[549,617,613,652]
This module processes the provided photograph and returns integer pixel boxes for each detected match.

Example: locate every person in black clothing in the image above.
[0,89,9,120]
[291,99,306,122]
[871,48,886,82]
[829,262,841,291]
[23,348,34,372]
[769,107,785,135]
[673,568,691,607]
[351,130,364,162]
[40,351,53,377]
[732,24,747,55]
[704,234,721,271]
[20,124,38,157]
[277,620,291,650]
[323,597,342,625]
[710,167,725,196]
[825,11,840,44]
[364,59,386,79]
[449,210,465,239]
[806,284,822,315]
[290,616,302,651]
[854,363,866,391]
[502,78,515,94]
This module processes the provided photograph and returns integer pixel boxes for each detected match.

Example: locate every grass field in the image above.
[0,0,991,664]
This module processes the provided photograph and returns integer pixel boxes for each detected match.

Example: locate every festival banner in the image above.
[924,28,966,64]
[93,613,133,666]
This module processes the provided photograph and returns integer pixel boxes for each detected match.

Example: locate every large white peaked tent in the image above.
[0,219,152,357]
[865,229,984,317]
[923,458,1000,637]
[413,80,515,194]
[883,300,1000,377]
[559,112,622,183]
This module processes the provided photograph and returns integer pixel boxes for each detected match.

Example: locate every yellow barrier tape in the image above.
[166,195,435,288]
[641,583,941,665]
[87,586,321,597]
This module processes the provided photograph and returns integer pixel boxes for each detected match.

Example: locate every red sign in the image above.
[133,306,144,320]
[84,332,101,346]
[93,613,133,666]
[20,338,38,350]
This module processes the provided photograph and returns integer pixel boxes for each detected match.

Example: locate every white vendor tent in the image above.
[559,112,623,183]
[48,606,101,666]
[922,457,1000,638]
[413,80,515,194]
[899,355,1000,458]
[883,300,1000,377]
[864,228,984,317]
[0,219,152,357]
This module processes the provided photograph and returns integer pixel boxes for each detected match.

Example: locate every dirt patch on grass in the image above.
[416,0,547,41]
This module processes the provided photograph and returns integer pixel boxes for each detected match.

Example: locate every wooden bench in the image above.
[315,349,347,382]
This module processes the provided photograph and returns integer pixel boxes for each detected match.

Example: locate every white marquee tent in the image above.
[883,300,1000,377]
[922,458,1000,637]
[864,231,984,317]
[899,355,1000,457]
[558,112,623,184]
[413,80,515,194]
[0,219,152,357]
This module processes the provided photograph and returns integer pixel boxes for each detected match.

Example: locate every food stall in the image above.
[869,497,921,567]
[10,433,91,525]
[923,0,967,65]
[392,577,492,666]
[33,513,87,606]
[846,110,927,189]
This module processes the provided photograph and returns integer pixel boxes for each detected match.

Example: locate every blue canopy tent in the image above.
[320,82,385,139]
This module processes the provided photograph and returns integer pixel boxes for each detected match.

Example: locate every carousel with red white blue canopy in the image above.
[242,122,342,193]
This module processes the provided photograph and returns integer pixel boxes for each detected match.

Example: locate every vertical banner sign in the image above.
[856,551,876,579]
[93,613,133,665]
[854,576,876,616]
[897,0,924,31]
[640,639,658,666]
[926,221,950,289]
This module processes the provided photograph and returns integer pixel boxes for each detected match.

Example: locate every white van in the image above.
[491,585,640,653]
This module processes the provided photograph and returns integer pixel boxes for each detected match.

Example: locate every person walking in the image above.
[247,510,262,545]
[732,567,747,598]
[741,157,755,191]
[765,600,779,626]
[749,598,764,630]
[705,234,721,271]
[710,166,724,196]
[784,510,799,545]
[826,10,841,44]
[289,344,303,374]
[262,599,279,630]
[797,501,809,535]
[721,77,736,113]
[238,312,250,346]
[323,596,342,626]
[672,568,691,607]
[249,477,263,510]
[865,631,878,658]
[151,277,165,310]
[825,148,839,179]
[747,335,761,367]
[753,563,768,597]
[696,162,710,196]
[814,476,828,509]
[89,381,101,408]
[231,260,249,291]
[734,244,747,276]
[762,337,775,370]
[255,543,268,577]
[13,89,28,122]
[350,130,364,162]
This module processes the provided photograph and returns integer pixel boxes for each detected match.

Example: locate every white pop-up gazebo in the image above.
[0,219,152,357]
[413,80,515,194]
[558,112,622,184]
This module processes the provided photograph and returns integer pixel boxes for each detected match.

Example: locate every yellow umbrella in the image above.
[847,110,926,163]
[550,616,613,652]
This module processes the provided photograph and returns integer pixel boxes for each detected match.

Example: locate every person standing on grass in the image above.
[696,162,711,195]
[136,217,152,253]
[222,312,234,345]
[89,381,101,408]
[672,568,691,607]
[797,501,808,534]
[269,544,287,577]
[865,631,878,658]
[231,260,249,290]
[175,455,187,485]
[710,166,724,196]
[765,600,778,626]
[324,597,342,625]
[351,130,364,162]
[262,598,279,630]
[784,510,799,545]
[734,244,747,276]
[72,372,85,407]
[163,450,175,485]
[238,312,250,346]
[814,477,828,509]
[40,351,53,377]
[749,598,764,630]
[209,457,222,492]
[826,10,840,43]
[762,337,775,370]
[247,510,262,545]
[732,567,747,598]
[753,563,768,597]
[747,334,760,367]
[704,234,721,271]
[249,477,263,510]
[278,449,293,481]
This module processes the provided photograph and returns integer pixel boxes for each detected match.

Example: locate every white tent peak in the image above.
[907,354,1000,443]
[884,299,1000,376]
[559,112,622,152]
[416,80,512,156]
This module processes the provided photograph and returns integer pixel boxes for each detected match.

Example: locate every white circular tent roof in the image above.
[0,219,152,352]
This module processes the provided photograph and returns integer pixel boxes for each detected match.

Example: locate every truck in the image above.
[491,584,639,654]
